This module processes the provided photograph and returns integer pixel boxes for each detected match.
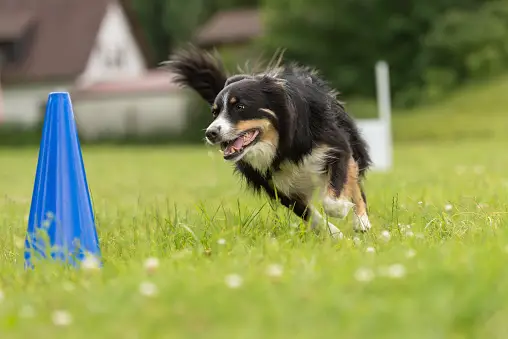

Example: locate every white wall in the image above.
[357,119,392,171]
[72,93,188,140]
[2,82,73,126]
[77,0,147,85]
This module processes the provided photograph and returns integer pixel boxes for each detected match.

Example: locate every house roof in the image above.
[0,10,35,40]
[0,0,153,84]
[195,8,262,48]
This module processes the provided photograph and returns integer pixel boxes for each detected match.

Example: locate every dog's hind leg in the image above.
[333,157,371,232]
[351,181,371,232]
[322,155,371,232]
[322,153,355,219]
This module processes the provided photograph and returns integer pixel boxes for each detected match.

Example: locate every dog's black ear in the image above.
[225,74,252,87]
[162,45,228,105]
[257,75,286,96]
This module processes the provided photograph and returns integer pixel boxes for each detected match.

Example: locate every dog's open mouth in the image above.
[221,128,261,160]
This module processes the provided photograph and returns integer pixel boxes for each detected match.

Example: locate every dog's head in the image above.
[204,75,287,171]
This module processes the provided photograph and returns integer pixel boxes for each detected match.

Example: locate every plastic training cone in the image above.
[24,92,101,268]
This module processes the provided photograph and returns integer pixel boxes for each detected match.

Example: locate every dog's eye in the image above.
[235,103,245,111]
[212,109,218,118]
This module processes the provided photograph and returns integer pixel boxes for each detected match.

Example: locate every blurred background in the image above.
[0,0,507,147]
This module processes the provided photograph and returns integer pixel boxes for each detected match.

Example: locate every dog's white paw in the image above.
[310,207,344,239]
[327,222,344,240]
[353,214,372,232]
[323,196,355,218]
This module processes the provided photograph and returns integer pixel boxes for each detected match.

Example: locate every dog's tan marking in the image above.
[343,158,367,216]
[325,157,358,199]
[212,103,218,110]
[331,157,370,231]
[235,119,271,132]
[262,125,278,147]
[259,108,277,119]
[235,119,279,146]
[323,156,369,224]
[229,96,237,104]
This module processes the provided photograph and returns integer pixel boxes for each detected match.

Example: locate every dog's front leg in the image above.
[274,193,343,239]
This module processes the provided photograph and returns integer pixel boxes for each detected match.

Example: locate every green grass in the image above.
[2,72,508,338]
[344,74,508,143]
[1,137,508,338]
[392,74,508,143]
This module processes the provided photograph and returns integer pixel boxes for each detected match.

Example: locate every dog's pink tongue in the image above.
[231,137,244,150]
[224,137,244,156]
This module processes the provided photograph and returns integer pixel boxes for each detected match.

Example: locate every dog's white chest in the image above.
[271,146,330,199]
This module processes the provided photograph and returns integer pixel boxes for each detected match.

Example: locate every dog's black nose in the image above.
[205,127,221,142]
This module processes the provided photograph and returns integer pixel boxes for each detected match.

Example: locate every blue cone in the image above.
[24,92,101,269]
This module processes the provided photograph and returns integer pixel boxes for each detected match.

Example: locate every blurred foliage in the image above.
[129,0,508,109]
[104,0,508,146]
[260,0,508,108]
[129,0,260,63]
[421,1,508,103]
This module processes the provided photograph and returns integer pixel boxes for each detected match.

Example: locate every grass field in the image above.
[1,136,508,338]
[2,74,508,338]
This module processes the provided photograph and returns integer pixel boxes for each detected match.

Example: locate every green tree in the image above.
[130,0,211,64]
[261,0,505,108]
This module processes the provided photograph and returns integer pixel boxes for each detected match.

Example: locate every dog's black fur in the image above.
[164,46,372,236]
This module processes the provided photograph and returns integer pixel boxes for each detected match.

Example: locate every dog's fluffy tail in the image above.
[162,46,227,105]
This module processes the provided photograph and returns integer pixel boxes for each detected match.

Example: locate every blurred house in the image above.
[70,70,187,140]
[194,9,263,68]
[195,9,262,49]
[0,0,187,140]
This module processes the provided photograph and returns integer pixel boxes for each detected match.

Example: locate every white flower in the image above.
[473,166,484,174]
[19,305,35,318]
[353,237,362,245]
[225,274,243,289]
[139,281,158,297]
[417,201,423,205]
[387,264,406,278]
[81,254,100,271]
[405,231,414,237]
[455,166,466,175]
[217,238,226,245]
[366,247,376,253]
[406,249,416,258]
[14,237,24,249]
[144,257,159,274]
[444,204,453,212]
[354,267,375,282]
[62,282,75,292]
[380,230,391,242]
[266,264,283,278]
[52,310,72,326]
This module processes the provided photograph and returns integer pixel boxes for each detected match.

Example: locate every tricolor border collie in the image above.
[164,46,373,238]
